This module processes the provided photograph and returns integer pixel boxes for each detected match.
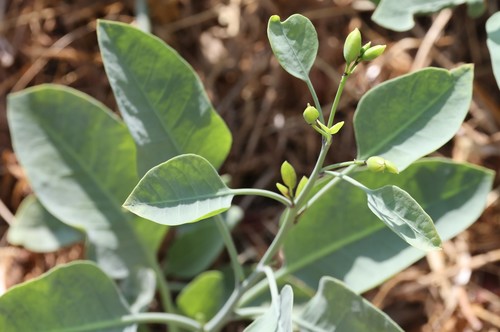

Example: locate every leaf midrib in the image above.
[102,24,183,155]
[358,70,458,159]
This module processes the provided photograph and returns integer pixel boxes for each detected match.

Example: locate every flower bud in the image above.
[281,161,297,190]
[366,156,399,174]
[329,121,344,135]
[366,156,386,172]
[360,42,371,55]
[384,159,399,174]
[360,45,386,61]
[343,28,362,64]
[303,104,320,125]
[295,176,308,197]
[276,182,290,198]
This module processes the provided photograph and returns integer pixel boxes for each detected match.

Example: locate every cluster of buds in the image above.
[276,161,308,202]
[343,28,386,73]
[303,104,344,142]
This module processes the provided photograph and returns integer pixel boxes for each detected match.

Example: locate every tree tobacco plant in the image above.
[1,13,494,332]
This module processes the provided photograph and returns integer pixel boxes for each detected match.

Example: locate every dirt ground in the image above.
[0,1,499,331]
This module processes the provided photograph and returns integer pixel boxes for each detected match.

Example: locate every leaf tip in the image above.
[270,15,281,23]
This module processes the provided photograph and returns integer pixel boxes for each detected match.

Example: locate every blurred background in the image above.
[0,1,500,331]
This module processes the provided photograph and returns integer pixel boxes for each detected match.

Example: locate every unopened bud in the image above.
[343,28,362,64]
[360,45,386,61]
[303,104,320,125]
[281,161,297,190]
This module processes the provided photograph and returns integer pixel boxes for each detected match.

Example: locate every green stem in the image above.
[204,271,264,332]
[214,214,245,283]
[304,164,358,210]
[327,67,350,127]
[150,262,180,332]
[325,170,370,192]
[322,160,364,171]
[306,78,324,123]
[261,266,279,303]
[54,312,202,332]
[231,188,291,207]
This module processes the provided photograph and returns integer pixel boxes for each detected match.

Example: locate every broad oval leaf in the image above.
[0,261,133,331]
[177,271,226,323]
[7,85,163,308]
[355,65,473,171]
[366,185,441,251]
[97,20,231,176]
[487,12,500,89]
[283,159,493,293]
[299,277,403,332]
[244,285,294,332]
[372,0,484,31]
[124,154,233,226]
[7,195,84,253]
[267,14,318,81]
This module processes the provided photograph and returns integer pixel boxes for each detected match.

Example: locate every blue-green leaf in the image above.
[0,262,133,331]
[372,0,484,31]
[124,154,233,226]
[355,65,473,171]
[283,159,493,293]
[299,277,403,331]
[267,14,318,81]
[8,195,84,253]
[366,185,441,251]
[487,12,500,89]
[97,20,231,176]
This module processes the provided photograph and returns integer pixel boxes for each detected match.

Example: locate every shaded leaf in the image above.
[7,85,161,308]
[177,271,226,323]
[267,14,318,81]
[355,65,473,171]
[8,195,84,253]
[299,277,403,332]
[124,154,233,226]
[372,0,484,31]
[166,206,243,278]
[366,185,441,251]
[97,20,231,176]
[487,12,500,89]
[0,261,133,332]
[283,159,493,293]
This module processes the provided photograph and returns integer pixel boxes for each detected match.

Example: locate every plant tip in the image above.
[270,15,281,22]
[343,28,362,64]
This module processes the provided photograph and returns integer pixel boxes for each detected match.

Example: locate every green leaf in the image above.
[7,85,161,307]
[244,285,294,332]
[0,261,133,331]
[177,271,226,323]
[283,159,493,293]
[372,0,484,31]
[7,195,84,253]
[355,65,473,171]
[299,277,403,332]
[366,185,441,251]
[124,154,233,226]
[267,14,318,81]
[97,20,231,176]
[487,12,500,90]
[166,206,243,278]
